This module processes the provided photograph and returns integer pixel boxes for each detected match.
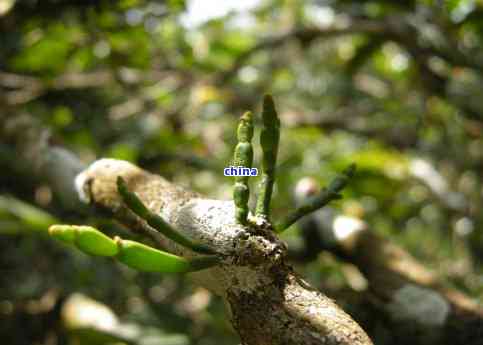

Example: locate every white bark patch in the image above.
[171,198,245,254]
[225,265,274,294]
[387,284,450,326]
[75,158,142,204]
[75,170,91,203]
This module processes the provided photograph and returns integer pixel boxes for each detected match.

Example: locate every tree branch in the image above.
[215,19,385,85]
[216,15,482,123]
[0,114,373,345]
[291,204,483,345]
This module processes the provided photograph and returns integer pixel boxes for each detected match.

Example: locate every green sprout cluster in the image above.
[49,177,220,274]
[48,95,355,275]
[231,94,355,231]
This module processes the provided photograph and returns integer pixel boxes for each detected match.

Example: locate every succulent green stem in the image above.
[117,177,216,255]
[276,164,356,232]
[233,111,254,225]
[255,95,280,220]
[49,225,220,273]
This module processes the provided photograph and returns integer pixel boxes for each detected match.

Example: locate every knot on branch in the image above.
[232,224,287,267]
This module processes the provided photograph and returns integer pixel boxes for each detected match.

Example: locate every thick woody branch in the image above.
[294,211,483,345]
[76,159,372,345]
[0,115,373,345]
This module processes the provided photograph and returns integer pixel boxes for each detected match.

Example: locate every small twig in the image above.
[276,164,356,232]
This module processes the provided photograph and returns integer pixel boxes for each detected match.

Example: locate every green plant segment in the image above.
[49,225,118,256]
[231,95,353,230]
[255,95,280,220]
[49,225,220,273]
[49,96,353,275]
[276,164,356,232]
[233,111,254,225]
[117,177,216,255]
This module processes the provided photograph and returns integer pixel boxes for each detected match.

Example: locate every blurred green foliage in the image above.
[1,0,483,344]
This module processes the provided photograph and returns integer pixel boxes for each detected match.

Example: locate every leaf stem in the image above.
[117,177,216,254]
[276,164,356,232]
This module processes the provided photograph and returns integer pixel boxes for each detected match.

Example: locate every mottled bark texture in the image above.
[1,115,373,345]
